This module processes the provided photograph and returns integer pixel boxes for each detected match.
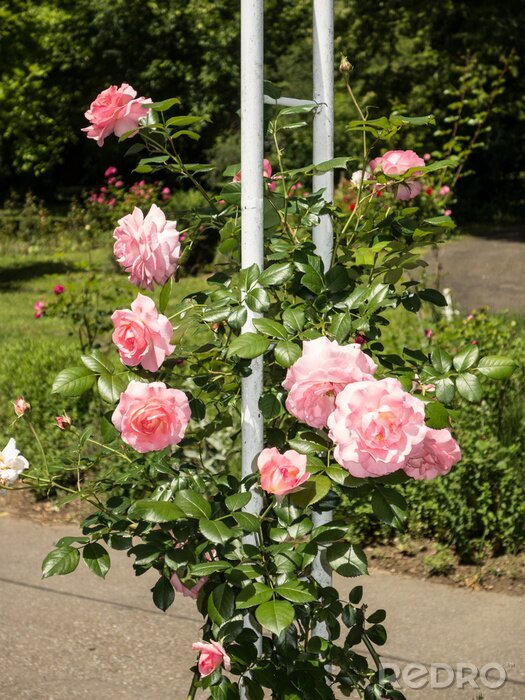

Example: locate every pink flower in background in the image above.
[327,378,427,478]
[82,83,151,147]
[423,153,431,161]
[439,185,451,196]
[111,293,174,372]
[105,166,118,178]
[257,447,310,497]
[108,198,116,208]
[13,397,31,417]
[444,209,452,216]
[403,428,461,480]
[112,380,191,453]
[170,571,208,600]
[354,334,367,345]
[351,169,372,186]
[425,328,434,339]
[192,641,231,678]
[113,204,181,290]
[34,301,46,318]
[161,186,171,201]
[233,159,276,191]
[115,180,124,188]
[55,414,72,431]
[282,338,377,429]
[53,284,65,295]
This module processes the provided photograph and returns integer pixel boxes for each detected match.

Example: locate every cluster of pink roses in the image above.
[268,337,460,484]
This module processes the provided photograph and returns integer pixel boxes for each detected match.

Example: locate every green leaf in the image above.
[199,519,237,545]
[128,500,184,523]
[456,372,482,402]
[165,115,203,127]
[82,542,110,578]
[52,367,96,397]
[236,583,273,609]
[274,341,301,368]
[301,270,324,294]
[246,287,270,313]
[255,600,295,636]
[275,580,316,603]
[282,307,305,332]
[80,350,115,375]
[419,288,447,307]
[225,492,252,512]
[208,583,236,625]
[431,348,452,374]
[259,393,282,419]
[147,97,181,111]
[326,542,368,577]
[42,547,80,578]
[279,104,316,117]
[287,435,327,455]
[151,576,175,611]
[435,377,455,404]
[258,263,294,287]
[232,512,260,532]
[190,561,232,576]
[158,278,173,314]
[313,157,351,172]
[453,345,480,372]
[477,355,517,380]
[227,306,247,330]
[227,333,271,359]
[97,372,129,404]
[330,312,353,344]
[425,401,450,429]
[174,490,211,519]
[252,318,288,340]
[371,487,407,530]
[290,475,331,508]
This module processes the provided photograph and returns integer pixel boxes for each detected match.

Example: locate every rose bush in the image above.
[8,73,517,700]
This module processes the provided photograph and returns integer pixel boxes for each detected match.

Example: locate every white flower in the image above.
[351,169,371,186]
[0,439,29,486]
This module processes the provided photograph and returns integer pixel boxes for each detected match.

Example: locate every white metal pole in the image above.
[311,0,334,638]
[240,0,265,683]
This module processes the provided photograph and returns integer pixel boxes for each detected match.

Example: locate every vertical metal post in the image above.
[312,0,335,272]
[311,0,334,638]
[240,2,265,690]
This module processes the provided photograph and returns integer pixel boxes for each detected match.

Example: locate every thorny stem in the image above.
[86,438,133,463]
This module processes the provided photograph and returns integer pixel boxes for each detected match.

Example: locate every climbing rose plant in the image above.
[10,70,517,700]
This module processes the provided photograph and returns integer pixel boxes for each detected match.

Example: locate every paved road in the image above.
[425,233,525,313]
[1,517,524,699]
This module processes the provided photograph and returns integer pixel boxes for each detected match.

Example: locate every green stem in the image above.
[28,421,48,476]
[86,438,133,463]
[186,670,199,700]
[363,633,382,670]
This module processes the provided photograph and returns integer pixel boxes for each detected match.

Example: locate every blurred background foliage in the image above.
[0,0,523,221]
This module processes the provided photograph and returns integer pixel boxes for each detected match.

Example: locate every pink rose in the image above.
[55,414,72,431]
[423,153,431,161]
[440,185,451,196]
[82,83,151,147]
[170,571,208,600]
[105,166,118,178]
[192,641,231,678]
[112,380,191,453]
[369,150,425,201]
[34,301,46,319]
[444,209,452,217]
[111,293,174,372]
[53,284,65,295]
[403,428,461,480]
[113,204,181,290]
[233,159,276,191]
[327,378,427,478]
[282,338,377,429]
[257,447,310,497]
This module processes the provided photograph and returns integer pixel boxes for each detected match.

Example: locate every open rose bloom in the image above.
[113,204,181,290]
[82,83,151,147]
[192,641,231,678]
[327,378,427,478]
[112,380,190,453]
[257,447,310,497]
[370,149,425,200]
[0,439,29,486]
[283,337,377,429]
[403,427,461,480]
[112,293,174,372]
